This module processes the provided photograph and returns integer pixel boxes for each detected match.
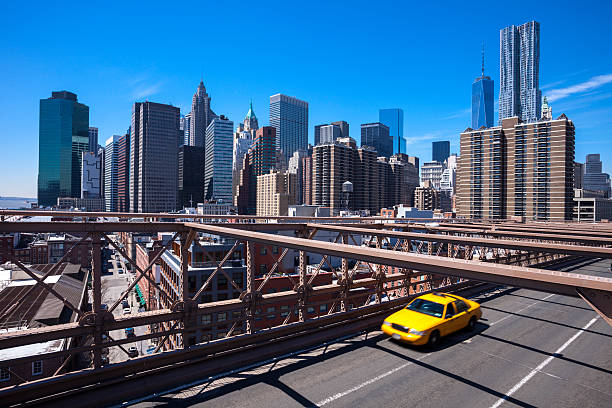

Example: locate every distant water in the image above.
[0,197,37,209]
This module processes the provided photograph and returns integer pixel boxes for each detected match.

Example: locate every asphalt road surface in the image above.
[102,252,149,363]
[131,259,612,408]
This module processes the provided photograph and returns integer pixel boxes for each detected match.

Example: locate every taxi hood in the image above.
[386,308,442,331]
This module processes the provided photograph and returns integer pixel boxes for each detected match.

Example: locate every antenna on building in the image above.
[481,42,485,77]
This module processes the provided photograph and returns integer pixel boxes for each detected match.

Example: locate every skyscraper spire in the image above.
[481,42,485,77]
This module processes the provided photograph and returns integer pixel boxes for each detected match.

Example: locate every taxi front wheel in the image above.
[428,330,440,346]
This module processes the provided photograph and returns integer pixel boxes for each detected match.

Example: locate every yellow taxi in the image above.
[381,292,482,346]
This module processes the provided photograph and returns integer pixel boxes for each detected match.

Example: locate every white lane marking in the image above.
[489,316,599,408]
[315,352,431,407]
[490,293,555,326]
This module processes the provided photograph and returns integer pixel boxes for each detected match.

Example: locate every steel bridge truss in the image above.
[0,215,611,406]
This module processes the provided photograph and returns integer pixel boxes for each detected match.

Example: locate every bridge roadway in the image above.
[132,259,612,408]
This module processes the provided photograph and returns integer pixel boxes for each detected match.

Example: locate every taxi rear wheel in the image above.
[467,316,477,331]
[428,330,440,346]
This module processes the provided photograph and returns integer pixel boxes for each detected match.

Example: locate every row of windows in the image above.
[0,361,43,381]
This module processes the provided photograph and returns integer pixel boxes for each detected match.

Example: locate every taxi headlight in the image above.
[408,328,427,336]
[383,321,392,326]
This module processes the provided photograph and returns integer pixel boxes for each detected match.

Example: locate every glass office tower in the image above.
[432,141,450,163]
[205,116,234,203]
[38,91,89,207]
[379,108,405,154]
[472,76,494,128]
[269,94,308,162]
[360,122,392,158]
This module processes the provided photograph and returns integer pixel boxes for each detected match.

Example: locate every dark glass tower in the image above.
[360,122,392,157]
[379,109,405,154]
[38,91,89,207]
[432,141,450,163]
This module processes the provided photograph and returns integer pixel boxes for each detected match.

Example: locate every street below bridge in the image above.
[133,260,612,408]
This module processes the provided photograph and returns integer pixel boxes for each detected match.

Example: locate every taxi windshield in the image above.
[406,298,444,318]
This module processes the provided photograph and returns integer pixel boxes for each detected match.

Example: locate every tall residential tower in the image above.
[499,21,541,123]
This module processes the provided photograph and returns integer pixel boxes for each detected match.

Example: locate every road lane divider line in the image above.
[488,316,599,408]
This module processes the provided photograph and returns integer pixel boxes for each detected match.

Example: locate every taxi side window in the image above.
[445,303,456,318]
[455,299,469,313]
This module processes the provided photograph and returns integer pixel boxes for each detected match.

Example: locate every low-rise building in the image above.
[0,263,88,386]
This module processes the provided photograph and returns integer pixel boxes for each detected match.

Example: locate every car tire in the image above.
[428,330,440,346]
[467,316,477,331]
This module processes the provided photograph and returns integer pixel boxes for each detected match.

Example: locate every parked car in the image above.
[146,345,157,355]
[117,268,124,274]
[381,292,482,346]
[121,300,130,309]
[127,346,138,358]
[100,303,108,311]
[125,327,135,337]
[123,307,131,315]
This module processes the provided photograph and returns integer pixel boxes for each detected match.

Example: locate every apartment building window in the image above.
[32,360,43,376]
[320,304,328,313]
[217,312,227,322]
[201,314,212,325]
[0,367,10,381]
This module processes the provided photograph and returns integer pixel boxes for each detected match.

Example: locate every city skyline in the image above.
[2,2,612,197]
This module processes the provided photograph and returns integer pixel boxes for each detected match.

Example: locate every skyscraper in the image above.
[104,135,120,212]
[432,141,450,163]
[116,133,130,212]
[269,94,308,161]
[235,126,277,214]
[205,116,234,202]
[499,21,541,123]
[38,91,89,207]
[319,124,341,144]
[360,122,392,158]
[331,121,349,139]
[81,151,101,198]
[583,154,611,197]
[130,102,180,213]
[88,127,99,152]
[233,103,259,200]
[179,145,205,208]
[181,112,192,146]
[379,109,405,154]
[189,81,217,148]
[471,47,494,128]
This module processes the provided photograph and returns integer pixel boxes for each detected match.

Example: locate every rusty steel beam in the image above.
[0,221,189,233]
[0,209,439,223]
[308,223,612,259]
[390,224,612,245]
[183,222,612,298]
[438,222,612,238]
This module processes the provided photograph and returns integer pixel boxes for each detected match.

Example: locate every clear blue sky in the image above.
[1,0,611,197]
